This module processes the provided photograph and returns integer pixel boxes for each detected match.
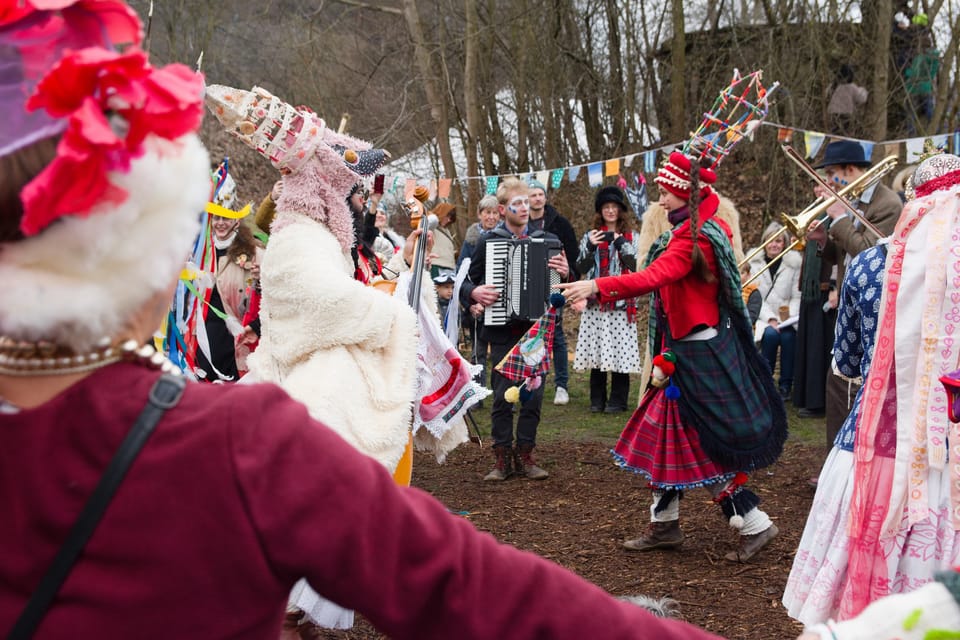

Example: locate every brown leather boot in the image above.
[515,444,549,480]
[725,523,779,562]
[623,520,684,551]
[483,446,513,481]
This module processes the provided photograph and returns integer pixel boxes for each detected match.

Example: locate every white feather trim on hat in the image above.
[0,134,210,351]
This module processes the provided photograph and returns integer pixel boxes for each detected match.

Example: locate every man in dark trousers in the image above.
[527,178,579,405]
[461,178,569,481]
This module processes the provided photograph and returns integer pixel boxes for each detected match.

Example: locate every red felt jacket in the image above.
[595,191,729,339]
[0,362,724,640]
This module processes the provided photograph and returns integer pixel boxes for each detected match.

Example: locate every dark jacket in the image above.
[821,182,902,291]
[534,204,579,280]
[460,228,562,344]
[457,222,485,269]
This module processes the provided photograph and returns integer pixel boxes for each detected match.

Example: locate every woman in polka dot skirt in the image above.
[573,186,641,413]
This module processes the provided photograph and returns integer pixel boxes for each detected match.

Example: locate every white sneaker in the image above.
[553,387,569,405]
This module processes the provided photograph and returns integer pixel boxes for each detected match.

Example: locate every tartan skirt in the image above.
[612,385,735,490]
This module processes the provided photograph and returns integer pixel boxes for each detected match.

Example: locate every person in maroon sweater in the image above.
[0,3,724,639]
[558,152,787,563]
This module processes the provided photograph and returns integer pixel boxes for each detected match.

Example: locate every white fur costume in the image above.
[247,212,417,471]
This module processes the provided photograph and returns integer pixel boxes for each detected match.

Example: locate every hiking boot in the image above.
[623,520,684,551]
[553,387,569,405]
[483,446,513,481]
[725,523,779,562]
[515,444,549,480]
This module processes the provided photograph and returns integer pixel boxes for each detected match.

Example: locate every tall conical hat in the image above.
[205,84,390,177]
[205,84,328,173]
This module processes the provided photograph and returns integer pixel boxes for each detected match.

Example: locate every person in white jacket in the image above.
[748,221,802,398]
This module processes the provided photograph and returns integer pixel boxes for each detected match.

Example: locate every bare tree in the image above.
[668,0,687,141]
[402,0,459,184]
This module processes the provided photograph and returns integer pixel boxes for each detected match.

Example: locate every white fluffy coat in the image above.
[248,213,418,471]
[747,248,802,324]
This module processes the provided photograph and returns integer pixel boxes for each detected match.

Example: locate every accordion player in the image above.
[483,231,563,325]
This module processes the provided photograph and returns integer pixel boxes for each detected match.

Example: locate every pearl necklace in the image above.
[0,336,181,377]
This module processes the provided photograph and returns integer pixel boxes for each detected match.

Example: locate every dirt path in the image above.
[314,439,824,639]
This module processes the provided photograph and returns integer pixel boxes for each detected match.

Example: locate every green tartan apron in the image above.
[645,220,788,471]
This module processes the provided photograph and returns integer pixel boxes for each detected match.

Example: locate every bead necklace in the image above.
[0,336,181,377]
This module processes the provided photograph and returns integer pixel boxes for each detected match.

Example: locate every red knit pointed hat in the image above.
[655,151,717,200]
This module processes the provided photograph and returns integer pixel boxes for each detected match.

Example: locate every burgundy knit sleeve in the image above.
[226,386,724,640]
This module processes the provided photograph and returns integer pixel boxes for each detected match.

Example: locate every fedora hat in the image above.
[815,140,872,169]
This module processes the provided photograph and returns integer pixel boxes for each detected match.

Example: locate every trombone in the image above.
[739,145,898,287]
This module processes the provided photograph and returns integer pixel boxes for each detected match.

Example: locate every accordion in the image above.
[484,234,563,325]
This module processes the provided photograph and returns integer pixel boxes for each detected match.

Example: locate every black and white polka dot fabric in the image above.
[574,308,641,373]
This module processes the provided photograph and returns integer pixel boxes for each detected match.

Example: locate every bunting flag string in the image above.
[376,120,960,196]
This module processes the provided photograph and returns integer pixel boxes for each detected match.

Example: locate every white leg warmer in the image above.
[738,506,772,536]
[649,491,679,522]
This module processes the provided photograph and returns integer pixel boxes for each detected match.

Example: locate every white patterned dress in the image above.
[783,244,891,625]
[572,231,642,374]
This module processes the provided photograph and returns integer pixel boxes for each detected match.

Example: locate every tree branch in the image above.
[330,0,401,15]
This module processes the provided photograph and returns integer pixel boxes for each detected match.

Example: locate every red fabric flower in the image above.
[19,45,204,236]
[27,47,150,116]
[0,0,141,46]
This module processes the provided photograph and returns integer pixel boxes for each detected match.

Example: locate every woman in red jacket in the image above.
[558,152,787,562]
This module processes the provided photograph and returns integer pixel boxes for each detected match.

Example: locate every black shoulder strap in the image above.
[7,373,186,640]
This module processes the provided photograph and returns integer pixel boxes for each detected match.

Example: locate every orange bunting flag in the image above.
[777,127,793,143]
[438,178,452,198]
[605,158,620,177]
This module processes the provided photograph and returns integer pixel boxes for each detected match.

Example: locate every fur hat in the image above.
[0,2,209,352]
[595,186,629,212]
[655,151,717,200]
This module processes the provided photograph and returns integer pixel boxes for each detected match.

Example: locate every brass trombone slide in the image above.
[780,143,892,239]
[739,146,897,287]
